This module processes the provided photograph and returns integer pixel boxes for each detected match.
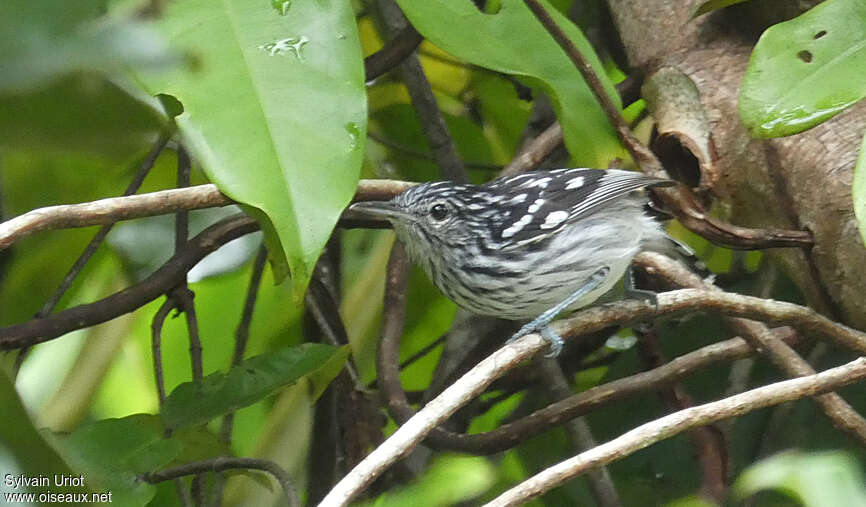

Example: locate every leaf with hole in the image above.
[739,0,866,137]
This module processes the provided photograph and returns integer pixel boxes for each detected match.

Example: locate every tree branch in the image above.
[0,180,412,250]
[0,214,258,349]
[317,286,866,505]
[141,456,300,507]
[377,0,469,183]
[486,357,866,506]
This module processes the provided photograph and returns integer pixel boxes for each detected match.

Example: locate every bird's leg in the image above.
[507,266,611,357]
[624,264,658,307]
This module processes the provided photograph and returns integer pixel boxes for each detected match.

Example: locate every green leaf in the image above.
[0,76,169,157]
[137,0,367,295]
[733,451,866,507]
[55,414,182,506]
[0,371,73,482]
[162,343,347,429]
[0,0,176,93]
[856,129,866,247]
[690,0,751,18]
[359,455,496,507]
[0,0,177,156]
[739,0,866,138]
[394,0,622,167]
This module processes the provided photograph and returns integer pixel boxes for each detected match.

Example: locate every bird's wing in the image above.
[483,168,673,247]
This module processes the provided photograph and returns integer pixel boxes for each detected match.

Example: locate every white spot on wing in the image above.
[540,210,568,229]
[527,198,545,214]
[523,177,551,189]
[565,176,585,189]
[507,193,528,204]
[501,213,533,238]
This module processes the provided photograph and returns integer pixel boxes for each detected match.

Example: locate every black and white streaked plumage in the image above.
[351,168,674,354]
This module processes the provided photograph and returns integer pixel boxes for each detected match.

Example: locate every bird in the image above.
[350,168,675,356]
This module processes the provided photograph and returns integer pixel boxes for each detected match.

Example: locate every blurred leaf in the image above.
[0,76,169,157]
[55,414,182,506]
[170,426,233,464]
[691,0,751,18]
[0,0,176,92]
[664,495,718,507]
[137,0,367,295]
[854,130,866,247]
[161,343,347,429]
[733,451,866,507]
[370,103,497,183]
[108,207,261,282]
[361,455,496,507]
[394,0,622,167]
[739,0,866,138]
[0,371,73,483]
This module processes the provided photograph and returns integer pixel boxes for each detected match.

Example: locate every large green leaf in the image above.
[161,343,348,429]
[0,0,175,92]
[137,0,367,295]
[0,0,175,156]
[0,77,169,157]
[55,414,182,506]
[0,371,73,485]
[733,451,866,506]
[739,0,866,138]
[360,455,495,507]
[394,0,622,167]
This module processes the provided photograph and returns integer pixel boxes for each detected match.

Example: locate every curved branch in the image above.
[141,456,299,507]
[364,25,423,82]
[0,184,234,249]
[0,180,413,250]
[0,214,259,350]
[318,287,866,505]
[486,357,866,506]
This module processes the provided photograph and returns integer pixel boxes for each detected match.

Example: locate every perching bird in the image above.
[350,168,675,355]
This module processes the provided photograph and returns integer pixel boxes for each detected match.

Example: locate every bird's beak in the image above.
[349,201,412,222]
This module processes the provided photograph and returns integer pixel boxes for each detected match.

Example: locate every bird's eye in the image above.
[430,203,449,221]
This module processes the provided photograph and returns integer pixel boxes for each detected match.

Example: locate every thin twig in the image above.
[517,0,814,250]
[171,287,203,384]
[13,134,171,371]
[0,214,259,349]
[537,359,622,507]
[39,134,172,318]
[521,0,658,172]
[0,179,810,251]
[368,131,502,171]
[0,180,414,250]
[637,252,866,445]
[364,25,423,82]
[487,357,866,506]
[377,0,469,183]
[634,326,727,502]
[151,299,175,409]
[232,245,268,368]
[141,456,300,507]
[500,123,564,177]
